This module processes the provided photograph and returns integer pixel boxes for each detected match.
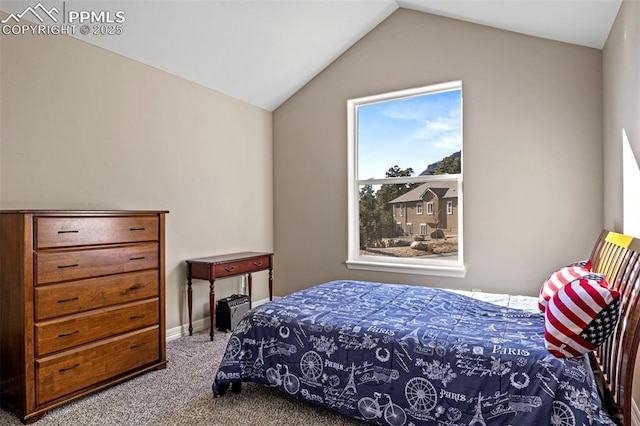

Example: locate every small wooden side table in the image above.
[185,251,273,340]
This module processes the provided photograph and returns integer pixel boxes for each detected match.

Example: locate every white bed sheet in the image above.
[447,289,539,312]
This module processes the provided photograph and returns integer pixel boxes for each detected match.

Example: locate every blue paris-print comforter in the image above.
[213,280,614,426]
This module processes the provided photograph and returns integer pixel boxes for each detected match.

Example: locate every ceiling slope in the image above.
[0,0,622,111]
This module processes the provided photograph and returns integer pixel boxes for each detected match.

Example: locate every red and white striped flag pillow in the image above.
[544,274,620,358]
[538,261,592,312]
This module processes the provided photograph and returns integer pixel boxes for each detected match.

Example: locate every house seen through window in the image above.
[347,81,464,277]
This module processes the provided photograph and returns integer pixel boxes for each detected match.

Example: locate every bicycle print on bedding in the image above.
[213,280,614,426]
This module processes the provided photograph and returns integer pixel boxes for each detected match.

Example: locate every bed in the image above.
[213,230,640,425]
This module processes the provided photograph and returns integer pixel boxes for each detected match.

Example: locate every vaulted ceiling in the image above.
[0,0,623,111]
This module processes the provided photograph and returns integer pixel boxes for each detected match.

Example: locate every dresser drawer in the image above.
[214,255,271,278]
[35,216,159,249]
[35,270,159,320]
[35,243,158,285]
[35,327,159,406]
[35,299,159,356]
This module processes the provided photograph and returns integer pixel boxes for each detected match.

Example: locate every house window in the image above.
[447,201,453,215]
[407,223,413,235]
[347,80,464,277]
[426,202,434,215]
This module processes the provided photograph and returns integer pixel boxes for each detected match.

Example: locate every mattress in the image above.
[213,280,614,426]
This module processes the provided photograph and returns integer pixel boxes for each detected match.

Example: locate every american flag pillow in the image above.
[544,273,620,358]
[567,259,592,269]
[538,261,592,312]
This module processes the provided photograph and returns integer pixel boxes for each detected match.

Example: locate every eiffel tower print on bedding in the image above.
[213,280,615,426]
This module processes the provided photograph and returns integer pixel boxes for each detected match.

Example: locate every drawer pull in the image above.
[57,296,79,303]
[225,266,236,272]
[129,256,145,261]
[57,230,79,234]
[57,264,79,269]
[59,363,80,372]
[253,261,263,267]
[130,314,146,320]
[130,342,146,349]
[130,227,146,231]
[128,284,144,290]
[58,330,79,338]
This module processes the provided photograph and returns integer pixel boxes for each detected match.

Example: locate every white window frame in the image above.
[426,202,434,215]
[346,81,464,278]
[417,203,423,215]
[420,223,427,235]
[447,201,453,215]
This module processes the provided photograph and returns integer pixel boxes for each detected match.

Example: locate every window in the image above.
[347,81,464,277]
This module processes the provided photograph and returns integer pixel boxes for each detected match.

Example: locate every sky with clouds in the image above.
[357,89,462,180]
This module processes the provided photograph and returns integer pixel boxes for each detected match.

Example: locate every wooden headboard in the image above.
[589,230,640,425]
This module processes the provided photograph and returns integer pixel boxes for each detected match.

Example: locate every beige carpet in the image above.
[0,332,365,425]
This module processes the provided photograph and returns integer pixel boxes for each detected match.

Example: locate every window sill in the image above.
[345,259,466,278]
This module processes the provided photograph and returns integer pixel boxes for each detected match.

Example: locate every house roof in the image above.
[389,182,458,204]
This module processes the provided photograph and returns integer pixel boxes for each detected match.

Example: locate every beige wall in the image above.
[602,0,640,411]
[0,20,274,333]
[273,9,603,297]
[603,0,640,231]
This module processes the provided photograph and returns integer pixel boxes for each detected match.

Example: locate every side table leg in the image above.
[268,266,273,301]
[247,273,253,309]
[209,279,216,341]
[187,276,193,336]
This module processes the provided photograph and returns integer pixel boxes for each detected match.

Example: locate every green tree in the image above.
[374,165,417,239]
[426,152,461,175]
[359,185,379,249]
[385,165,414,179]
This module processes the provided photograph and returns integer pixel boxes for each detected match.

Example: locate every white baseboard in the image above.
[166,317,209,342]
[166,297,271,342]
[632,398,640,426]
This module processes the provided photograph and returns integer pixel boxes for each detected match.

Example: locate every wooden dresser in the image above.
[0,210,168,424]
